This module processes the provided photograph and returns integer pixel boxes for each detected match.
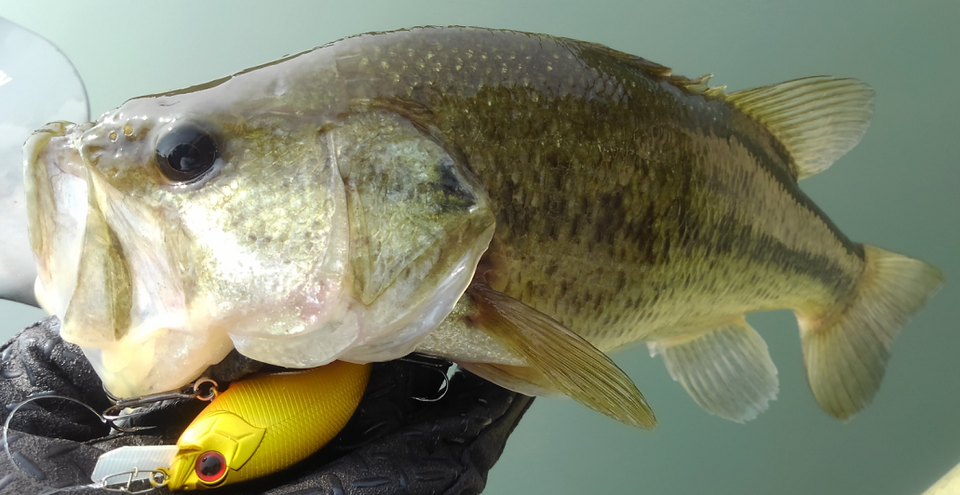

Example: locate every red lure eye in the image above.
[195,450,227,484]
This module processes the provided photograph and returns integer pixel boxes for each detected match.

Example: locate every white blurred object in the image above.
[0,16,88,307]
[923,459,960,495]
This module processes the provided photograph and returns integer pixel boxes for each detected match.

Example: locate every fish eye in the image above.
[194,450,227,484]
[155,124,220,183]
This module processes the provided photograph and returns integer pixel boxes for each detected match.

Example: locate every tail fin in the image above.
[797,245,942,420]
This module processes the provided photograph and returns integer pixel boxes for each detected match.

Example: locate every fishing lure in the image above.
[92,361,371,491]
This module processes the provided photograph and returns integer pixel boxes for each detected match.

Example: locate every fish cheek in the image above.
[169,130,360,369]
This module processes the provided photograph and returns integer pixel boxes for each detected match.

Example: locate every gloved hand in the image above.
[0,317,534,494]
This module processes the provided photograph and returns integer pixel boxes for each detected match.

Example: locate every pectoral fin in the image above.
[465,283,656,429]
[648,318,778,423]
[459,362,561,398]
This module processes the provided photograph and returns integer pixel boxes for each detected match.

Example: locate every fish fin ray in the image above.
[466,283,656,429]
[797,245,942,420]
[725,76,874,179]
[648,318,778,423]
[459,362,561,397]
[575,42,731,96]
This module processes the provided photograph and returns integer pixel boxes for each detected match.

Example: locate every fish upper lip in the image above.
[23,120,91,317]
[24,121,91,179]
[56,123,92,177]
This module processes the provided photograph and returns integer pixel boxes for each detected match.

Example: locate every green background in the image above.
[1,1,957,493]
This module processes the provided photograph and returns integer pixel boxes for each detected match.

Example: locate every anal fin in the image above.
[466,283,656,429]
[648,317,778,423]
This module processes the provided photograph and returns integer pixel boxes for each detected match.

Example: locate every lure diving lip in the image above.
[91,361,371,491]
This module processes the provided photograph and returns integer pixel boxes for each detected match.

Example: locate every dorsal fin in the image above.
[576,40,729,96]
[725,76,874,179]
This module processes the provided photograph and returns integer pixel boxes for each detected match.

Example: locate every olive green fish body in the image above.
[317,29,939,421]
[262,29,864,336]
[411,39,864,350]
[299,29,860,347]
[24,27,941,426]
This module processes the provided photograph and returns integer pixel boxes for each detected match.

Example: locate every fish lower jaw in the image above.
[223,291,443,370]
[33,277,63,317]
[229,327,354,370]
[76,329,235,398]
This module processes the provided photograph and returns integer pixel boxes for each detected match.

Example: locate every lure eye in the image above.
[155,124,220,183]
[194,450,227,484]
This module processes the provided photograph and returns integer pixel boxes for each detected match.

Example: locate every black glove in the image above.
[0,317,534,494]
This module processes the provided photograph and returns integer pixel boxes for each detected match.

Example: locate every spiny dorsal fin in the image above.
[725,76,875,179]
[575,41,729,96]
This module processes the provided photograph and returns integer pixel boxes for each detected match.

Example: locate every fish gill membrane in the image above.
[21,27,942,427]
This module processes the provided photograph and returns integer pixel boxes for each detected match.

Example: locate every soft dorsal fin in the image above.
[725,76,874,179]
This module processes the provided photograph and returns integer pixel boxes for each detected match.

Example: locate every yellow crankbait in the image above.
[163,361,370,490]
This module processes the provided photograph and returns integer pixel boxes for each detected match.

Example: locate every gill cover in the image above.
[166,362,371,490]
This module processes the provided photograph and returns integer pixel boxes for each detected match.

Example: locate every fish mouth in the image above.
[25,120,236,397]
[23,121,91,317]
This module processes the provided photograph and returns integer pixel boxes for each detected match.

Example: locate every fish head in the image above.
[24,89,352,396]
[24,66,495,397]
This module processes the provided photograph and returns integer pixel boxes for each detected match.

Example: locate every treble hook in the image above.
[399,353,456,402]
[1,379,219,494]
[102,377,219,432]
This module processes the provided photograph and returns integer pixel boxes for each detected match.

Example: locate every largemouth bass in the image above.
[24,27,941,426]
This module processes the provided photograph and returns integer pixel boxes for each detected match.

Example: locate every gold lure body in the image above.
[164,361,370,490]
